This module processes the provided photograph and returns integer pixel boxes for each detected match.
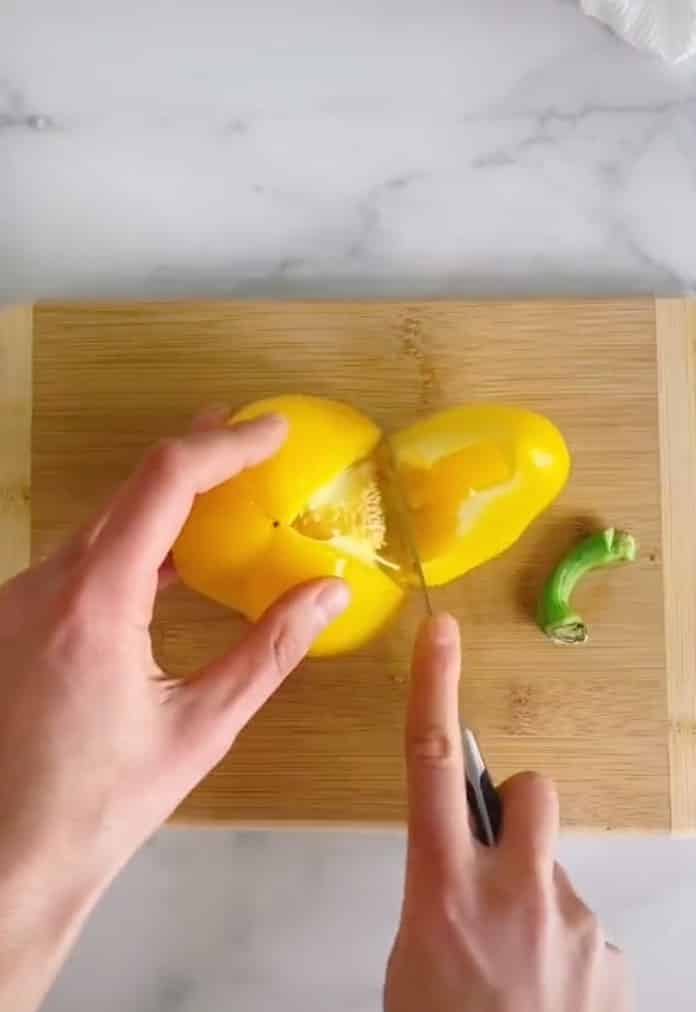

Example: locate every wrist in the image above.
[0,841,108,1012]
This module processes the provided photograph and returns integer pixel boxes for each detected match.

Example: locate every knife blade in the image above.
[377,437,433,613]
[378,437,502,847]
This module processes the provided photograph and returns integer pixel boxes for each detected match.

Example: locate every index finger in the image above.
[91,413,287,590]
[405,613,473,872]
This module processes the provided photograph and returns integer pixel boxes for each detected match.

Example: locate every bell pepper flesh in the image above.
[174,481,273,599]
[391,405,571,587]
[173,395,570,656]
[242,525,404,655]
[231,395,381,523]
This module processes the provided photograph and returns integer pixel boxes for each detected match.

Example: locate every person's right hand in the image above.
[384,614,632,1012]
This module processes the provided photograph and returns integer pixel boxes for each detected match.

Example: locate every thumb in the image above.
[497,771,559,878]
[179,578,350,748]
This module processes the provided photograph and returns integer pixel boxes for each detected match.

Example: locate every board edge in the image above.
[0,305,33,583]
[656,297,696,835]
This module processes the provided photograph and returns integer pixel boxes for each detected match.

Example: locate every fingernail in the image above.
[315,580,351,624]
[428,612,459,645]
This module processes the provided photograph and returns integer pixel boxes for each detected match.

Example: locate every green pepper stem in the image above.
[537,528,637,645]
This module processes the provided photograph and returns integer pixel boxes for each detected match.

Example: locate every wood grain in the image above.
[28,299,670,830]
[656,299,696,834]
[0,305,32,582]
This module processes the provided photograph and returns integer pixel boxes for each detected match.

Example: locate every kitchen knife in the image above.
[378,439,502,847]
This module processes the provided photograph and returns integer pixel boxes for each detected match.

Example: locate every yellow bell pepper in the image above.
[173,396,570,655]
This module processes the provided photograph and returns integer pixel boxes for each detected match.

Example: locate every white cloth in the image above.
[582,0,696,62]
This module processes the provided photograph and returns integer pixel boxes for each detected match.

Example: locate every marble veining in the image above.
[3,2,696,1009]
[3,1,696,301]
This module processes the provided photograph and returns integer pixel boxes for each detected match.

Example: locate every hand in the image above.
[0,408,349,1012]
[384,614,632,1012]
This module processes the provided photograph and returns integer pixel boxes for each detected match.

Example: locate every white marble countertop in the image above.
[4,0,696,302]
[3,2,696,1010]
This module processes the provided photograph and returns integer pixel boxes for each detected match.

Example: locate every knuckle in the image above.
[578,910,605,954]
[46,574,95,661]
[493,871,554,942]
[414,891,469,956]
[59,569,95,625]
[70,528,95,560]
[519,881,554,935]
[67,522,104,563]
[437,887,467,936]
[268,620,305,679]
[147,438,189,483]
[407,726,456,769]
[554,863,606,959]
[563,898,606,960]
[172,688,240,762]
[404,885,469,953]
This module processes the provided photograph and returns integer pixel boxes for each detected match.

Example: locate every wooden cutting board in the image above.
[1,299,694,832]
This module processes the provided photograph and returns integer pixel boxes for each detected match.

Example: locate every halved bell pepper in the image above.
[173,395,570,655]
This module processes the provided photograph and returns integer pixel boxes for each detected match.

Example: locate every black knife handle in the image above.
[463,728,502,847]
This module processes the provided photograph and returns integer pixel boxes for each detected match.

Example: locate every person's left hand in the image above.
[0,407,349,1012]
